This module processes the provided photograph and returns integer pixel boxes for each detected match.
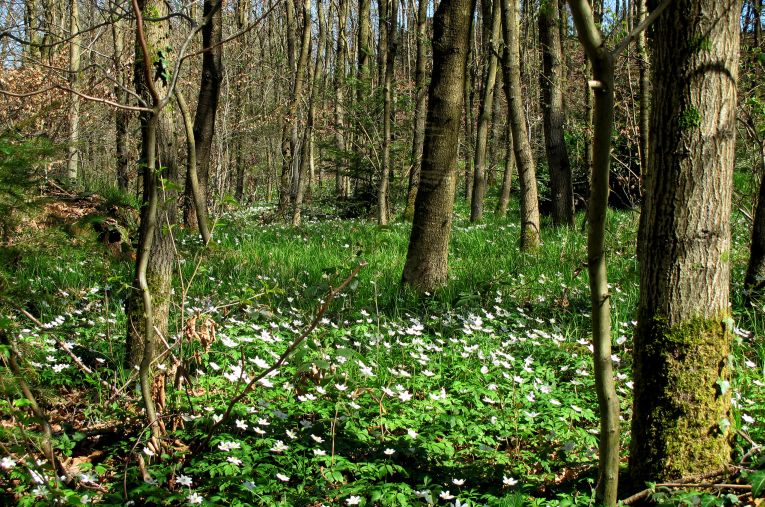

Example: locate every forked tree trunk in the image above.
[500,0,540,249]
[184,0,222,230]
[404,0,429,221]
[630,0,739,488]
[402,0,475,292]
[539,0,574,226]
[470,0,501,222]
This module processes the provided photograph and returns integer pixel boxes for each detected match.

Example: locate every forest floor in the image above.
[0,188,763,506]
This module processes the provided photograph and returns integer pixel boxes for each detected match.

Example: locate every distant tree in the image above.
[539,0,573,226]
[404,0,429,221]
[66,0,80,183]
[630,0,739,487]
[184,0,221,235]
[470,0,501,223]
[500,0,540,249]
[402,0,475,291]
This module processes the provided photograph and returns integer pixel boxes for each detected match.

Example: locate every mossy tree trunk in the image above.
[402,0,475,292]
[125,0,178,371]
[630,0,739,487]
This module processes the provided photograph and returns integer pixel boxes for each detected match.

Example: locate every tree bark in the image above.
[184,0,222,229]
[539,0,574,226]
[500,0,540,249]
[404,0,429,220]
[470,0,501,222]
[495,121,515,217]
[630,0,739,487]
[402,0,475,292]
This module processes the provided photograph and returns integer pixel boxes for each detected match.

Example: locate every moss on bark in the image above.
[630,314,732,484]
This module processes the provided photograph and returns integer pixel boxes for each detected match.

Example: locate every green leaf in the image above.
[716,378,730,395]
[751,471,765,498]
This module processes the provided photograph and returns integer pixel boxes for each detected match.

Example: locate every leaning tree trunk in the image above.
[184,0,222,231]
[630,0,739,488]
[470,0,501,223]
[539,0,574,226]
[402,0,475,292]
[404,0,429,221]
[495,121,515,217]
[500,0,540,249]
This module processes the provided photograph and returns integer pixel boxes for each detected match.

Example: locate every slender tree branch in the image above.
[613,0,673,56]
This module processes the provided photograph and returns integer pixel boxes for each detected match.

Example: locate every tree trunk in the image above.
[500,0,540,249]
[470,0,501,222]
[630,0,739,487]
[636,0,649,180]
[112,15,130,192]
[293,0,319,226]
[495,121,515,217]
[462,16,476,203]
[378,0,397,225]
[279,0,312,216]
[66,0,80,183]
[126,0,178,371]
[184,0,222,229]
[402,0,475,292]
[334,0,349,196]
[404,0,429,220]
[539,0,574,226]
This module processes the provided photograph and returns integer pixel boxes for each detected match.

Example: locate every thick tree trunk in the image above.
[470,0,500,222]
[126,0,178,372]
[539,0,574,226]
[500,0,540,249]
[402,0,475,292]
[184,0,222,229]
[630,0,739,487]
[404,0,429,221]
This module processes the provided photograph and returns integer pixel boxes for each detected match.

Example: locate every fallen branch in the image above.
[17,307,118,396]
[621,467,735,505]
[195,262,367,450]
